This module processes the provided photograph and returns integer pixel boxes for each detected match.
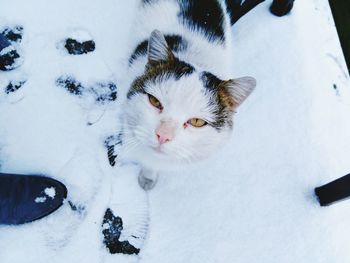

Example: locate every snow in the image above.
[35,197,47,203]
[65,28,93,43]
[0,45,14,56]
[0,0,350,263]
[35,187,56,203]
[44,187,56,199]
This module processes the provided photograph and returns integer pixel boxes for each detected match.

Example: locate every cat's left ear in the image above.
[148,30,175,65]
[221,77,256,110]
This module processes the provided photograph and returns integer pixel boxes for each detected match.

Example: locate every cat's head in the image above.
[123,30,255,168]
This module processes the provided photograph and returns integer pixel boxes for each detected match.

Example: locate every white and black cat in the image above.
[118,0,256,190]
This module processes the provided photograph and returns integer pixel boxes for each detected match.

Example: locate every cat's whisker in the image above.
[166,145,194,163]
[122,138,140,151]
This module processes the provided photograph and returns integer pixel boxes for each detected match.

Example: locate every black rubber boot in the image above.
[0,173,67,225]
[270,0,295,17]
[315,173,350,206]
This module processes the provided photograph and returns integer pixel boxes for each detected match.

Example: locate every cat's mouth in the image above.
[151,145,163,153]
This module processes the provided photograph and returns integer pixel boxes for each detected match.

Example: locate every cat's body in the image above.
[128,0,233,81]
[118,0,256,189]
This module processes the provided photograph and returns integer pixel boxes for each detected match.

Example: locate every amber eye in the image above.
[148,94,163,110]
[187,118,207,128]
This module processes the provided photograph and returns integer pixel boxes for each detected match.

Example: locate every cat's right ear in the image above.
[221,77,256,110]
[148,30,174,65]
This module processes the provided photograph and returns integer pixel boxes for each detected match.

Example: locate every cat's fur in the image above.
[119,0,256,190]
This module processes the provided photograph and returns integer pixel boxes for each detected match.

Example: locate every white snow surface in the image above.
[0,45,14,56]
[34,187,56,203]
[66,28,94,43]
[35,197,47,204]
[1,0,350,263]
[44,187,56,199]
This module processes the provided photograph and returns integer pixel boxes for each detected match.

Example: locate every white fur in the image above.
[121,74,231,171]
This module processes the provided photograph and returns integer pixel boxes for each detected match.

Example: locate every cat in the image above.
[118,0,256,190]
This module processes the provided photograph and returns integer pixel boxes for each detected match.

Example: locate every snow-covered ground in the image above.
[1,0,350,262]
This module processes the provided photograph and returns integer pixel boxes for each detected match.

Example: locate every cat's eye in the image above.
[148,94,163,110]
[187,118,207,128]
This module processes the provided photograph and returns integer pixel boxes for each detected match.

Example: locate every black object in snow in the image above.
[56,76,84,95]
[64,38,95,55]
[5,80,26,94]
[1,26,23,43]
[102,208,140,255]
[315,173,350,206]
[56,76,118,106]
[94,82,118,103]
[0,33,11,50]
[0,33,20,71]
[0,173,67,225]
[105,133,123,167]
[270,0,295,17]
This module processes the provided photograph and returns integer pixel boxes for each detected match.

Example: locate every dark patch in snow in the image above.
[102,208,140,255]
[107,145,117,167]
[0,33,10,50]
[1,26,23,42]
[93,82,118,104]
[68,201,86,214]
[333,83,340,96]
[64,38,95,55]
[0,30,22,71]
[104,134,122,167]
[5,80,26,94]
[56,76,118,104]
[56,76,84,95]
[0,49,20,71]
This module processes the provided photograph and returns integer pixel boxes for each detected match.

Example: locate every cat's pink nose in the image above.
[156,133,171,144]
[156,123,175,144]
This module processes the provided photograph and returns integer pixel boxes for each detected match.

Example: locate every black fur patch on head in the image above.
[129,35,188,65]
[127,57,194,99]
[201,72,233,130]
[178,0,226,44]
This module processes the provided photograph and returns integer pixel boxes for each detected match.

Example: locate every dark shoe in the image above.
[315,173,350,206]
[0,173,67,225]
[270,0,294,17]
